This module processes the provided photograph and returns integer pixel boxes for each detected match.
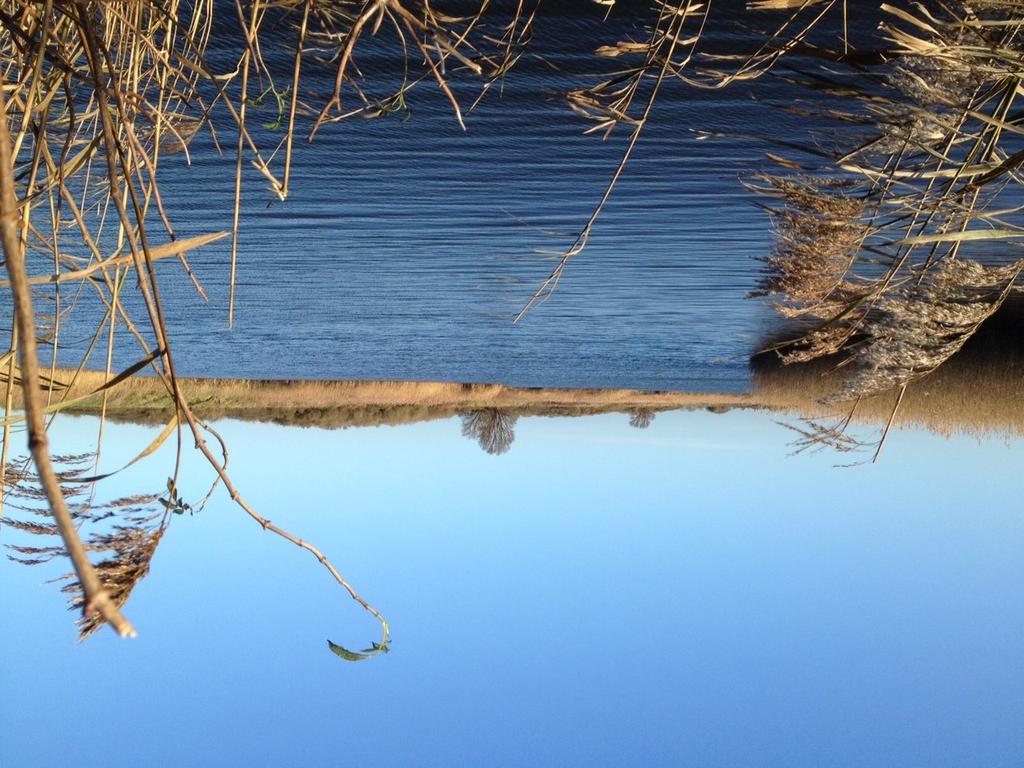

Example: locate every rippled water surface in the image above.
[53,5,879,391]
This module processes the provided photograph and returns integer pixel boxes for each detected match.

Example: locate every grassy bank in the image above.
[5,361,1023,439]
[5,369,755,428]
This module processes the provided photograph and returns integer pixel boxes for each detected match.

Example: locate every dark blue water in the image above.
[48,4,878,390]
[41,6,804,390]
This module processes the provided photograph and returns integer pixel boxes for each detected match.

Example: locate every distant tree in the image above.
[629,409,655,429]
[461,410,518,455]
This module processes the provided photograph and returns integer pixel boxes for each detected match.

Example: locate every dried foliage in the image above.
[461,408,517,455]
[64,519,164,639]
[748,1,1024,453]
[3,452,166,639]
[749,175,871,361]
[839,258,1024,399]
[628,408,655,429]
[750,176,867,316]
[777,415,877,458]
[752,302,1024,440]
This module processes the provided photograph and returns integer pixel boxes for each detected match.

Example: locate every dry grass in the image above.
[750,175,868,321]
[6,359,1022,440]
[2,368,756,427]
[745,1,1024,452]
[752,300,1024,439]
[63,520,164,640]
[755,363,1024,439]
[838,258,1023,400]
[3,452,167,640]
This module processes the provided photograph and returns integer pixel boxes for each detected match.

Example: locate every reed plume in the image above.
[749,1,1024,430]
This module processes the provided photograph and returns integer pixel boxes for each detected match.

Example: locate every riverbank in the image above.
[5,370,756,427]
[3,360,1022,437]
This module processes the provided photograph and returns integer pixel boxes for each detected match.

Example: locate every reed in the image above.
[752,299,1024,441]
[2,452,166,639]
[744,1,1024,454]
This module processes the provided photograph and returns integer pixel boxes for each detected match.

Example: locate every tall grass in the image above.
[745,1,1024,453]
[753,298,1024,442]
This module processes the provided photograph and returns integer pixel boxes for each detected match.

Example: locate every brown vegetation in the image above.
[752,299,1024,440]
[3,367,755,426]
[767,3,1024,365]
[7,354,1023,441]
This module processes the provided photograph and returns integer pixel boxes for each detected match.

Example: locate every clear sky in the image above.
[1,410,1022,767]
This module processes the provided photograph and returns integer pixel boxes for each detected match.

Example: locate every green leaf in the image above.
[327,639,372,661]
[327,639,390,662]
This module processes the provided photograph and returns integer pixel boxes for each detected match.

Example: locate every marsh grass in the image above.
[752,299,1024,440]
[2,452,167,639]
[744,1,1024,454]
[3,368,752,424]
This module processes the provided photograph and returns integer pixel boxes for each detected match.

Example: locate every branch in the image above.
[0,84,136,637]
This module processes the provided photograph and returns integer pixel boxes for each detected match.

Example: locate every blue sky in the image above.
[2,410,1022,767]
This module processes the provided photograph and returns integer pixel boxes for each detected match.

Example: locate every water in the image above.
[2,412,1022,767]
[47,4,878,391]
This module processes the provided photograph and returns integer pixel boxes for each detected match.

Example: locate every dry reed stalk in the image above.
[747,175,876,363]
[839,258,1024,399]
[516,0,709,320]
[2,451,166,639]
[64,522,163,639]
[514,0,862,318]
[746,1,1024,453]
[0,81,136,636]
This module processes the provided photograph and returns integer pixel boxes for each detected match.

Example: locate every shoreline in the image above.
[4,369,759,428]
[2,365,1022,438]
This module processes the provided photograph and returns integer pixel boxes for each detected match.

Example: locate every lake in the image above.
[49,2,884,391]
